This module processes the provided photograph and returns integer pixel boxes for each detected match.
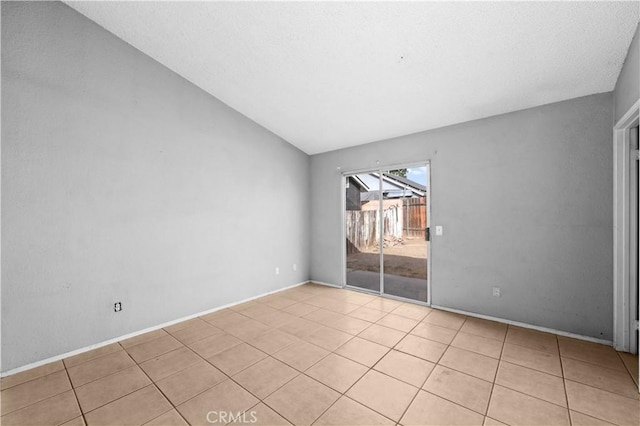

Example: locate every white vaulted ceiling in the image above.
[65,1,639,154]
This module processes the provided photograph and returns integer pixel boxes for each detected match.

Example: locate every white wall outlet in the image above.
[492,287,501,297]
[275,267,280,275]
[114,302,122,312]
[293,263,297,272]
[435,226,443,236]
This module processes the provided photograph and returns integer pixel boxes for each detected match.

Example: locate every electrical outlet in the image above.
[293,263,297,272]
[435,226,443,236]
[275,267,280,275]
[114,302,122,312]
[492,287,501,297]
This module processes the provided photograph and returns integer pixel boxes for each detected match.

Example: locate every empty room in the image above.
[1,1,639,425]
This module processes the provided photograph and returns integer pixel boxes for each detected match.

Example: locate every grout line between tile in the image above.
[166,327,225,348]
[420,388,490,419]
[491,379,577,413]
[394,366,434,423]
[409,316,511,419]
[66,353,138,389]
[484,331,578,415]
[297,373,345,425]
[156,360,231,411]
[142,407,181,426]
[557,335,574,426]
[0,370,75,418]
[64,363,87,426]
[62,345,127,371]
[561,355,640,398]
[615,350,640,388]
[564,378,640,425]
[485,324,508,417]
[0,363,66,392]
[310,304,399,423]
[564,377,640,402]
[342,315,449,423]
[118,342,191,425]
[559,353,628,371]
[306,368,397,426]
[78,382,157,418]
[229,357,301,401]
[258,396,298,426]
[140,345,205,385]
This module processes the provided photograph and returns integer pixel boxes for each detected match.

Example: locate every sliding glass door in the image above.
[344,164,430,303]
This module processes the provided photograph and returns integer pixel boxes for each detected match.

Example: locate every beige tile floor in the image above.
[1,283,639,426]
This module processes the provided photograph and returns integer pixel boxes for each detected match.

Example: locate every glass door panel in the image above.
[381,166,429,302]
[345,173,381,292]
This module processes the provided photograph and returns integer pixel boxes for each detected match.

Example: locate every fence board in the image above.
[403,197,427,238]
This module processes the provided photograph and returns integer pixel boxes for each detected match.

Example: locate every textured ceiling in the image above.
[65,1,639,154]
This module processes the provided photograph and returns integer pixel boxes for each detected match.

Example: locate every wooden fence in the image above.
[346,197,427,253]
[346,210,378,254]
[402,197,427,238]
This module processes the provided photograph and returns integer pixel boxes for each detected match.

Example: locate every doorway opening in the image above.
[613,100,639,360]
[343,163,430,304]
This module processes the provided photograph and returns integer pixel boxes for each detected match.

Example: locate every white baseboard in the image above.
[308,280,343,289]
[432,305,613,346]
[309,281,613,346]
[1,280,310,378]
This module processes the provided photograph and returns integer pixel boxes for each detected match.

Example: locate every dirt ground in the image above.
[347,238,427,279]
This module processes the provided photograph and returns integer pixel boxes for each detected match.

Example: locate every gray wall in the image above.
[614,24,639,123]
[311,93,614,340]
[1,1,310,372]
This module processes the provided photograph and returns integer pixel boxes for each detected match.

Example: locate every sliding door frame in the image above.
[341,160,432,306]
